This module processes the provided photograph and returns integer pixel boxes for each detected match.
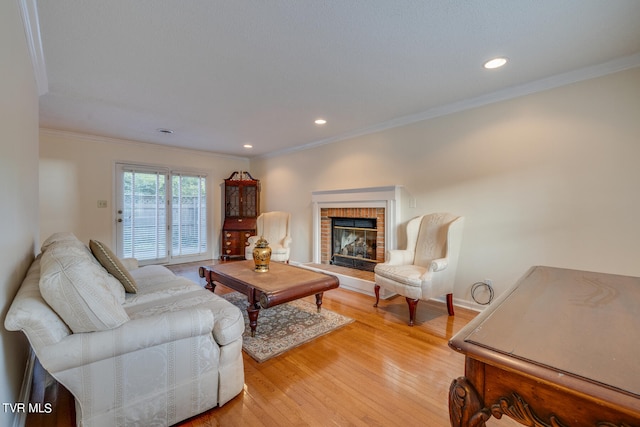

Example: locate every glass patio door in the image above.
[116,164,169,264]
[170,172,207,258]
[115,163,209,264]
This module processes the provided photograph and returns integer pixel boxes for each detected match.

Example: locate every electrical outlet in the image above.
[97,200,108,208]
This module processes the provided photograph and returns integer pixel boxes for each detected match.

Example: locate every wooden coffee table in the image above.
[448,266,640,427]
[199,260,339,336]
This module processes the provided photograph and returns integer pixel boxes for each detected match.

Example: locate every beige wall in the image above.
[35,65,640,309]
[39,131,250,260]
[1,0,40,422]
[251,68,640,307]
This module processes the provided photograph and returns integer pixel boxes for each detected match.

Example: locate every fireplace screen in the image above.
[331,217,378,272]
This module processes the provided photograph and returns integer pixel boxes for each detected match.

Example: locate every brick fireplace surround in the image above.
[320,207,385,265]
[309,186,406,297]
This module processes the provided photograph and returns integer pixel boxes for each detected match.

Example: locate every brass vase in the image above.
[252,236,272,272]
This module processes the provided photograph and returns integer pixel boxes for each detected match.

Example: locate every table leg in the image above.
[247,288,260,337]
[315,292,324,313]
[198,267,217,293]
[247,306,260,337]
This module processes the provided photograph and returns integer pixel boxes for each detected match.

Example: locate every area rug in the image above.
[222,291,354,363]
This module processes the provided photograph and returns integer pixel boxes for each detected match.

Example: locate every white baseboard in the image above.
[432,295,484,313]
[294,261,488,313]
[295,262,395,299]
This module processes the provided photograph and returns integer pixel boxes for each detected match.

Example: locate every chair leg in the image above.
[373,284,380,307]
[446,293,455,316]
[406,298,419,326]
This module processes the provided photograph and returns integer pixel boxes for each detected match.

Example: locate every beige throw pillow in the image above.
[90,240,138,293]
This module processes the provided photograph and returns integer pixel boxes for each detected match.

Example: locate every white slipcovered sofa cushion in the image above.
[39,242,128,333]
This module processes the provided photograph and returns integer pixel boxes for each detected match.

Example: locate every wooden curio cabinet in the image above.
[221,171,260,260]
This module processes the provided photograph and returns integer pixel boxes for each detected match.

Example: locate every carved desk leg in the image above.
[449,377,491,427]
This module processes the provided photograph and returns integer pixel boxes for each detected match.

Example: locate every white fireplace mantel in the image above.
[311,185,407,264]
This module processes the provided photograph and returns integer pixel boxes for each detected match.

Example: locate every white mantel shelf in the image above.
[311,185,404,201]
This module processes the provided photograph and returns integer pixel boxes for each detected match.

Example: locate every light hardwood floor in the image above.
[27,261,478,427]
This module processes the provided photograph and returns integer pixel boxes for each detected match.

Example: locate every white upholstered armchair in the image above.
[374,213,464,326]
[245,211,292,262]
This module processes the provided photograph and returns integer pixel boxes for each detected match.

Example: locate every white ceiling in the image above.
[35,1,640,158]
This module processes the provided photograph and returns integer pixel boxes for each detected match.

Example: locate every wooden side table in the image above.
[448,266,640,427]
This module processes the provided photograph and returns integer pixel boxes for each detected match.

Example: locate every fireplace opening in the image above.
[331,217,379,272]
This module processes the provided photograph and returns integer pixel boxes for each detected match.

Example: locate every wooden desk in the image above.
[199,261,339,336]
[448,266,640,427]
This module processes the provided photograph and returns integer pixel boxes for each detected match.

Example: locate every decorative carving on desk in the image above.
[449,377,636,427]
[490,393,567,427]
[449,377,491,427]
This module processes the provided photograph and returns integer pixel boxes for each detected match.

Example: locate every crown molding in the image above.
[40,128,250,161]
[259,53,640,159]
[19,0,48,96]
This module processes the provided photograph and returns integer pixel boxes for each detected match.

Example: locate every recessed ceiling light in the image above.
[314,118,327,125]
[157,128,174,134]
[484,57,508,69]
[243,144,253,149]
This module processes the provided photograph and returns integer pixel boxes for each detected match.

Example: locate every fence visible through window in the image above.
[116,164,208,263]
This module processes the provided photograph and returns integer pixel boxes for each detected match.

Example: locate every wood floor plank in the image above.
[26,260,477,426]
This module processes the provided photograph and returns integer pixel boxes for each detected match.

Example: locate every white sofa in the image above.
[5,233,245,427]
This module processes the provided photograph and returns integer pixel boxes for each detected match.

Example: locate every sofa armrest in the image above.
[282,235,292,248]
[119,257,139,271]
[118,258,140,271]
[384,249,414,265]
[39,307,214,373]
